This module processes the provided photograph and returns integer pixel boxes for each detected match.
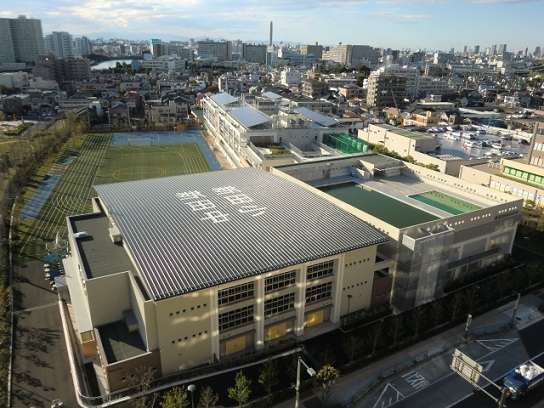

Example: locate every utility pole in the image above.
[510,292,521,328]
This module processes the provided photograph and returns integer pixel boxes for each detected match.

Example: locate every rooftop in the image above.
[94,169,388,300]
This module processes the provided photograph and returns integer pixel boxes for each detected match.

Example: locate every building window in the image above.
[265,270,296,293]
[218,305,254,331]
[218,282,254,305]
[265,293,295,316]
[306,282,332,304]
[307,260,334,281]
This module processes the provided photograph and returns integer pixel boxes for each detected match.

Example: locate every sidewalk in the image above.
[275,291,544,408]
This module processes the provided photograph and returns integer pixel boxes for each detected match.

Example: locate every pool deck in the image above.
[310,174,490,220]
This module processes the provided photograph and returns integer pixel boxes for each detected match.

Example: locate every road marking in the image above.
[13,301,58,314]
[401,370,430,390]
[477,360,495,372]
[372,383,405,408]
[476,338,517,352]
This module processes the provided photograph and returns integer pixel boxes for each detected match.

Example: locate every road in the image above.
[354,317,544,408]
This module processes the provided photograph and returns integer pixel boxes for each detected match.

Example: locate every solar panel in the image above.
[294,107,339,127]
[210,92,238,106]
[230,106,271,128]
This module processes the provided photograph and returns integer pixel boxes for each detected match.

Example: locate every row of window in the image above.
[169,303,207,317]
[306,282,332,304]
[218,283,333,332]
[344,258,371,268]
[171,331,208,344]
[342,281,368,290]
[307,260,334,280]
[265,293,295,316]
[218,282,254,305]
[533,142,544,152]
[265,270,296,292]
[219,305,254,331]
[503,166,544,187]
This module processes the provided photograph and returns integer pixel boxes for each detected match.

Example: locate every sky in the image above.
[2,0,543,52]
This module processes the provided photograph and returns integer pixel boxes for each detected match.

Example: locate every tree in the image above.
[369,320,384,357]
[160,385,189,408]
[387,314,404,347]
[315,364,340,404]
[197,385,219,408]
[450,292,463,323]
[128,366,158,408]
[228,370,252,408]
[411,305,426,339]
[343,334,364,362]
[429,300,444,329]
[258,358,279,404]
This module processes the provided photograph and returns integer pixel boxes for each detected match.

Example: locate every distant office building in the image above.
[534,46,541,58]
[463,45,468,54]
[322,43,379,66]
[498,44,507,56]
[150,39,167,58]
[300,44,323,59]
[0,15,44,65]
[242,44,267,64]
[472,45,480,55]
[269,21,273,46]
[197,40,232,61]
[74,36,93,57]
[45,31,77,59]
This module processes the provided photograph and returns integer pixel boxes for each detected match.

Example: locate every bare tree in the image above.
[387,314,404,346]
[128,366,158,408]
[343,334,364,362]
[197,385,219,408]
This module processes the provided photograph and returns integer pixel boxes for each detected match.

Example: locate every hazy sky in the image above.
[2,0,543,52]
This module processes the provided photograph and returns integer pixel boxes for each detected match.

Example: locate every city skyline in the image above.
[1,0,543,52]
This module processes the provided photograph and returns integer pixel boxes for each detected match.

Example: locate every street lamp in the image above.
[187,384,196,408]
[510,292,521,328]
[464,314,473,338]
[295,357,316,408]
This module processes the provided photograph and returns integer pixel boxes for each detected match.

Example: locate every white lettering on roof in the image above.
[201,210,229,223]
[186,199,216,211]
[175,185,266,223]
[212,186,241,195]
[224,194,253,205]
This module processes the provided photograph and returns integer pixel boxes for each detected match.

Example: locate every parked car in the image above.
[501,134,513,141]
[492,142,503,149]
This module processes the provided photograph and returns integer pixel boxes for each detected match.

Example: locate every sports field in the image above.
[94,143,210,184]
[17,131,215,260]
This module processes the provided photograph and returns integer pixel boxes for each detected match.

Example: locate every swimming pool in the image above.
[321,183,439,228]
[409,190,481,215]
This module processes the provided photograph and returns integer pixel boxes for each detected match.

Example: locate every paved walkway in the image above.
[275,291,544,408]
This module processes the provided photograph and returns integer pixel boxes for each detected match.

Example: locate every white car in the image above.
[491,142,503,150]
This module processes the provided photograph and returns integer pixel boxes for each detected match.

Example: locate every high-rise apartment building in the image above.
[242,44,267,64]
[45,31,76,59]
[74,36,93,57]
[0,15,44,65]
[197,40,232,61]
[366,73,406,108]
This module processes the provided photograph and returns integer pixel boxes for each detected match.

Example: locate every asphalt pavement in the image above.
[275,290,544,408]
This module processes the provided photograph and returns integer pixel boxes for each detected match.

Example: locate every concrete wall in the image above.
[338,247,377,315]
[86,272,131,326]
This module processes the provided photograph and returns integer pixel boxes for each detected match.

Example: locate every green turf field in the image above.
[94,143,210,185]
[18,133,212,260]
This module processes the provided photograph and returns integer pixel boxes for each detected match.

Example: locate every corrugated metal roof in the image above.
[230,106,271,128]
[294,107,339,127]
[94,169,387,300]
[210,92,238,106]
[262,91,283,100]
